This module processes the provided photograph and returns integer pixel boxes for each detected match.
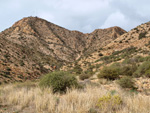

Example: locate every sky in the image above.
[0,0,150,33]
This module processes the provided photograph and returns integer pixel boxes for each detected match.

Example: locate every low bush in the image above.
[97,94,122,110]
[99,62,138,78]
[39,71,79,93]
[72,65,83,74]
[139,32,147,39]
[117,76,135,89]
[120,64,137,76]
[98,53,103,56]
[123,56,145,64]
[84,65,95,75]
[133,61,150,77]
[96,47,138,64]
[97,66,120,80]
[143,56,150,61]
[145,41,150,46]
[145,69,150,78]
[133,55,146,62]
[79,73,91,80]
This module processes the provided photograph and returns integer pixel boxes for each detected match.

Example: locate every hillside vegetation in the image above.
[0,16,126,83]
[0,17,150,113]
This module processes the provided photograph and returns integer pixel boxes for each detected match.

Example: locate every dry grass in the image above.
[0,81,150,113]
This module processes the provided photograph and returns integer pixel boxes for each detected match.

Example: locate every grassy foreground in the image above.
[0,81,150,113]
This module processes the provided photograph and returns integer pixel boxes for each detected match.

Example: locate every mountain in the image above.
[0,16,126,83]
[72,22,150,72]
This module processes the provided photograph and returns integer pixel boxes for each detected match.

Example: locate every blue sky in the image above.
[0,0,150,33]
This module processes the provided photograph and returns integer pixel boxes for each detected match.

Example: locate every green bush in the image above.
[139,32,147,39]
[39,71,79,93]
[145,69,150,78]
[84,65,95,75]
[96,47,138,64]
[132,55,146,62]
[73,65,83,74]
[123,56,144,64]
[117,76,135,89]
[143,56,150,61]
[101,62,137,77]
[120,64,137,76]
[79,73,91,80]
[97,66,120,80]
[20,60,25,66]
[133,61,150,77]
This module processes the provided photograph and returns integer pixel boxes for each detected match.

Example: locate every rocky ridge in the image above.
[0,16,126,83]
[71,22,150,71]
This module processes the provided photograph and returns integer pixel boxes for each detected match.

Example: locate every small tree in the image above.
[97,66,120,80]
[117,76,135,89]
[39,71,79,93]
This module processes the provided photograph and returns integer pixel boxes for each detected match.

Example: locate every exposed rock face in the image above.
[83,26,126,55]
[0,16,126,83]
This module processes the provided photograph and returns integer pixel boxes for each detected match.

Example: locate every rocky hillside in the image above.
[71,22,150,72]
[0,16,126,83]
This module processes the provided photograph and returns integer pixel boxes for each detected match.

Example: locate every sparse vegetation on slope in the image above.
[97,56,150,80]
[133,61,150,78]
[95,46,138,64]
[1,16,150,113]
[0,16,127,83]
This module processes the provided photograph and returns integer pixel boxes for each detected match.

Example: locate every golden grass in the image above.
[0,81,150,113]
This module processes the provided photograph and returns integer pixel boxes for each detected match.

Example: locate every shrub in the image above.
[120,47,138,59]
[100,56,110,61]
[117,76,135,89]
[120,65,137,76]
[119,41,122,43]
[112,50,122,55]
[98,53,103,56]
[97,94,122,110]
[145,69,150,78]
[97,66,120,80]
[6,67,11,71]
[139,32,147,39]
[20,60,25,66]
[84,70,94,75]
[39,71,79,93]
[108,62,137,76]
[143,56,150,61]
[96,47,138,64]
[129,56,144,63]
[123,56,150,65]
[145,41,150,46]
[88,108,97,113]
[73,65,83,74]
[79,73,91,80]
[133,61,150,77]
[122,58,133,64]
[84,65,95,75]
